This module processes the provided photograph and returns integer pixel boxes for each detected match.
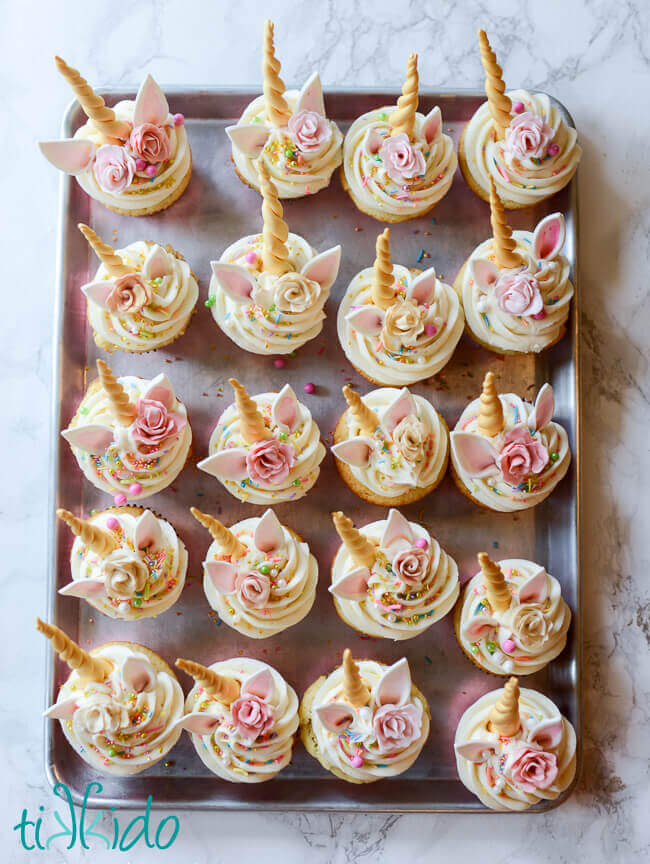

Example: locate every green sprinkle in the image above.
[253,116,261,124]
[486,640,498,655]
[550,451,559,462]
[293,479,301,487]
[108,747,117,757]
[268,303,276,313]
[132,597,142,608]
[143,581,151,601]
[79,407,89,415]
[259,563,270,575]
[378,112,387,121]
[205,295,216,308]
[278,432,288,441]
[284,148,294,159]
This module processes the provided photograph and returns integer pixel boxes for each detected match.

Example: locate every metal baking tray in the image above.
[46,87,581,811]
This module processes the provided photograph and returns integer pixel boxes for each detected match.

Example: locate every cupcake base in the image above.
[339,165,443,224]
[100,151,193,217]
[457,125,530,211]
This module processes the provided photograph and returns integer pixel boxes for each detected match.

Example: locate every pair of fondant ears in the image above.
[345,268,438,338]
[225,71,326,158]
[39,75,170,175]
[82,244,172,310]
[176,668,274,737]
[455,716,564,762]
[462,566,549,641]
[205,509,285,594]
[364,105,442,155]
[451,384,555,479]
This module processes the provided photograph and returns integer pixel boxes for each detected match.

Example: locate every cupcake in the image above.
[40,60,191,216]
[300,650,430,783]
[38,618,184,775]
[198,379,325,505]
[330,509,459,639]
[209,163,340,355]
[56,506,187,620]
[341,53,456,222]
[458,31,581,209]
[61,359,191,501]
[175,657,299,782]
[332,385,448,506]
[191,506,317,638]
[454,677,577,810]
[78,224,198,353]
[337,228,464,385]
[450,372,571,512]
[453,183,573,354]
[226,20,342,198]
[454,553,571,675]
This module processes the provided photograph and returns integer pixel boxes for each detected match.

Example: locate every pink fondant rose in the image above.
[379,133,426,182]
[373,701,423,753]
[235,570,271,609]
[106,273,153,315]
[505,112,553,161]
[392,546,429,585]
[507,745,558,792]
[129,123,171,165]
[231,694,274,743]
[93,144,136,193]
[495,270,543,317]
[131,398,185,448]
[287,110,331,154]
[246,439,295,486]
[498,426,549,486]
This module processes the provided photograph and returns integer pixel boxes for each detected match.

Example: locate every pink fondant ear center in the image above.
[177,712,221,736]
[462,616,499,641]
[331,438,374,468]
[329,566,370,601]
[211,263,256,303]
[122,657,156,693]
[301,246,341,291]
[205,561,238,594]
[375,657,411,707]
[242,668,274,701]
[315,702,355,734]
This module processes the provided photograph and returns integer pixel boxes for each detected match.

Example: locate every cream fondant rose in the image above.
[231,694,274,743]
[495,270,543,317]
[392,415,428,464]
[77,693,129,735]
[505,113,553,162]
[392,547,429,585]
[246,439,295,486]
[93,144,136,193]
[235,571,271,609]
[511,605,549,651]
[373,701,423,753]
[498,426,549,486]
[105,273,153,315]
[102,551,149,600]
[382,300,424,350]
[129,123,171,165]
[287,110,331,155]
[274,273,321,314]
[379,133,426,182]
[507,745,558,792]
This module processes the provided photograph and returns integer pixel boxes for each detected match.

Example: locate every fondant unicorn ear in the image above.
[422,106,442,145]
[254,509,284,553]
[451,432,499,477]
[529,383,554,433]
[455,740,495,762]
[133,74,169,126]
[225,124,270,159]
[81,281,115,310]
[533,213,566,261]
[331,437,374,468]
[301,246,341,291]
[364,127,383,155]
[211,262,256,303]
[44,698,78,720]
[204,561,238,594]
[528,717,564,749]
[329,566,370,601]
[61,424,114,454]
[381,387,418,436]
[197,449,249,481]
[59,579,106,598]
[143,374,179,412]
[122,656,156,693]
[134,510,163,551]
[315,702,355,734]
[469,258,499,291]
[516,567,548,605]
[295,71,325,116]
[407,268,436,306]
[380,508,415,549]
[375,657,411,707]
[462,616,500,641]
[176,712,221,736]
[272,384,299,433]
[345,306,385,337]
[39,139,95,174]
[143,245,172,281]
[242,668,274,701]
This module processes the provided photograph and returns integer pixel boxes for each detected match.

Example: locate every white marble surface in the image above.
[2,0,649,861]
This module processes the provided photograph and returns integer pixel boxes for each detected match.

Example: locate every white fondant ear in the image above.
[462,616,500,641]
[295,71,325,116]
[143,374,176,409]
[242,668,274,702]
[451,432,499,477]
[533,213,566,261]
[375,657,411,707]
[176,712,221,736]
[455,740,495,762]
[122,656,156,693]
[59,579,106,598]
[345,306,385,337]
[381,387,418,436]
[407,268,436,306]
[204,561,238,593]
[469,258,499,292]
[381,508,415,549]
[530,384,554,433]
[422,106,442,145]
[143,245,172,281]
[331,437,374,468]
[39,139,95,174]
[133,74,169,126]
[134,510,163,551]
[211,261,256,303]
[61,424,114,454]
[272,384,299,433]
[528,717,564,749]
[225,124,269,158]
[301,246,341,291]
[197,450,249,481]
[44,698,78,720]
[329,566,370,601]
[364,127,383,156]
[82,281,115,310]
[254,509,284,553]
[516,567,548,605]
[315,702,354,734]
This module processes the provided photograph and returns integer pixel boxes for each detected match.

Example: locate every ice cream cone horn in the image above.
[489,178,523,269]
[259,162,291,276]
[371,228,395,310]
[342,649,370,707]
[342,386,379,435]
[78,223,131,277]
[262,20,291,127]
[478,31,512,140]
[190,507,246,559]
[96,359,136,426]
[488,676,521,736]
[331,512,376,570]
[229,378,272,444]
[389,53,419,140]
[478,553,511,613]
[57,508,119,558]
[36,618,112,681]
[54,56,131,141]
[176,658,240,704]
[477,371,504,437]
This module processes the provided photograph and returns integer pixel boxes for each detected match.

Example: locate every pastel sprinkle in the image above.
[415,537,428,549]
[425,323,437,337]
[106,516,119,530]
[273,358,285,369]
[114,493,127,506]
[512,101,525,114]
[145,165,157,178]
[502,638,516,654]
[303,382,316,394]
[244,251,258,265]
[547,143,560,157]
[129,482,142,496]
[173,113,185,126]
[135,158,146,172]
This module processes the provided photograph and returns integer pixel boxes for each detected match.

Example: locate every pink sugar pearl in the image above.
[532,309,547,320]
[502,638,516,655]
[173,113,185,126]
[106,516,119,530]
[129,482,143,496]
[135,158,147,172]
[512,101,525,114]
[273,358,285,369]
[303,382,316,394]
[425,323,437,337]
[244,251,258,265]
[145,165,157,178]
[547,143,560,157]
[351,755,363,768]
[114,493,127,506]
[415,537,428,549]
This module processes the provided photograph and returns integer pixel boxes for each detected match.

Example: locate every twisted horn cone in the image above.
[176,658,240,705]
[262,20,291,127]
[229,378,272,444]
[96,359,136,426]
[478,31,512,140]
[342,386,379,436]
[78,223,130,278]
[478,553,511,613]
[342,649,370,707]
[389,53,419,140]
[371,228,395,310]
[259,162,291,276]
[477,371,504,437]
[489,178,523,269]
[54,56,131,141]
[190,507,246,559]
[36,618,112,681]
[488,677,521,736]
[331,512,376,570]
[57,508,119,558]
